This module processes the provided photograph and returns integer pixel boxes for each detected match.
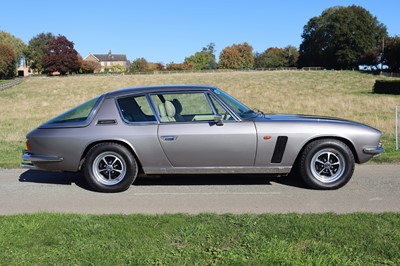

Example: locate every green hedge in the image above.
[373,80,400,94]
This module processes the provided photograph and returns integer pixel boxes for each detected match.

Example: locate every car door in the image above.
[152,91,257,167]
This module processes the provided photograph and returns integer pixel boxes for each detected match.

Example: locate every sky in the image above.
[0,0,399,64]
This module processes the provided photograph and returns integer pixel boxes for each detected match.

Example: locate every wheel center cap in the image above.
[324,162,331,169]
[106,165,114,172]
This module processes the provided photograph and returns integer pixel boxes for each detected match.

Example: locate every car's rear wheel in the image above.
[83,143,138,192]
[299,139,355,189]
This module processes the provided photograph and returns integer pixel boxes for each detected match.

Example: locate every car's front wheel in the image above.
[83,143,138,192]
[299,139,355,189]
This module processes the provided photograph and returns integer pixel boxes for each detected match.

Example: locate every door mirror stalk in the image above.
[214,115,223,126]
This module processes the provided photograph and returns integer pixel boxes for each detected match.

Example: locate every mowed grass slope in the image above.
[0,70,399,167]
[0,213,399,265]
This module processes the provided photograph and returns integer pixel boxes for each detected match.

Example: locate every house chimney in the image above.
[108,50,112,57]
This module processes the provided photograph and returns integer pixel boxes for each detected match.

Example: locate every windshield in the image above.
[43,96,101,126]
[213,89,255,119]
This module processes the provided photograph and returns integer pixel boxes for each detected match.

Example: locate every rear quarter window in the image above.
[41,96,102,127]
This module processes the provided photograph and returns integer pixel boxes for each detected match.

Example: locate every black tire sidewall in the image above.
[83,143,137,193]
[300,139,355,190]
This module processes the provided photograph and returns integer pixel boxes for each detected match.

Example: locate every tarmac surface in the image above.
[0,164,399,214]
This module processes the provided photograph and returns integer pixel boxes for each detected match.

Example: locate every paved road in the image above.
[0,164,399,215]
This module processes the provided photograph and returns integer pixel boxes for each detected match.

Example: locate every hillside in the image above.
[0,70,398,167]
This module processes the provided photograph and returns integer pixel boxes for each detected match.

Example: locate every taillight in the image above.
[26,140,31,151]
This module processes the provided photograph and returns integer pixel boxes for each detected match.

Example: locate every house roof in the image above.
[93,53,127,62]
[83,51,128,62]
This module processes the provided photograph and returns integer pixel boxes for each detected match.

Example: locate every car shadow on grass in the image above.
[18,170,310,190]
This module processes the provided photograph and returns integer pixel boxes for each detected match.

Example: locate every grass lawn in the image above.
[1,73,399,265]
[0,70,399,167]
[0,213,399,265]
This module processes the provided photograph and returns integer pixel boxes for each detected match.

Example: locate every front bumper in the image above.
[21,151,63,170]
[363,143,384,158]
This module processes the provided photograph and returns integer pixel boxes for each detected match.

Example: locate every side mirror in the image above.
[214,114,223,126]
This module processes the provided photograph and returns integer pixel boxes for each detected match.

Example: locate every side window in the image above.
[208,94,235,121]
[151,92,215,122]
[117,95,156,122]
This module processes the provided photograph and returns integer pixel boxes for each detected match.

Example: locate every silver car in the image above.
[22,85,383,192]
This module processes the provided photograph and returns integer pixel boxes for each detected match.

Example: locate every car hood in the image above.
[253,113,378,130]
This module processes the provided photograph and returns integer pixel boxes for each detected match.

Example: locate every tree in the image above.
[254,46,299,68]
[298,5,387,69]
[166,62,192,71]
[0,44,17,79]
[81,60,101,73]
[43,35,80,75]
[129,58,164,73]
[255,48,286,68]
[26,32,55,73]
[111,64,126,73]
[184,43,217,70]
[358,48,380,68]
[147,62,164,71]
[384,36,400,71]
[130,57,149,72]
[219,42,254,69]
[0,31,26,65]
[286,45,300,67]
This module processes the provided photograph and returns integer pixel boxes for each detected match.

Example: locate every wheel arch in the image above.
[294,136,360,166]
[79,139,143,173]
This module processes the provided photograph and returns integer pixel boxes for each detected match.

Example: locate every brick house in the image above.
[83,50,130,72]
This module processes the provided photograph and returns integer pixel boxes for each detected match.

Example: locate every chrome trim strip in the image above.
[143,166,292,175]
[22,153,63,162]
[21,162,39,170]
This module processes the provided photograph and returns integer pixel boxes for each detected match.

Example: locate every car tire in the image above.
[83,143,138,193]
[299,139,355,190]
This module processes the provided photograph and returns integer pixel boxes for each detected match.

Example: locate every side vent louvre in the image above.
[97,119,117,125]
[271,136,288,163]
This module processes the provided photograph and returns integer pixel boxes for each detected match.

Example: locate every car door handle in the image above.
[161,136,177,141]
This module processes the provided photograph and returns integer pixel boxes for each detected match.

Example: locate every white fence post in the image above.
[396,105,399,151]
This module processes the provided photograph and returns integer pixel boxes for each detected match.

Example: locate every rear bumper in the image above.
[363,143,384,158]
[21,151,63,169]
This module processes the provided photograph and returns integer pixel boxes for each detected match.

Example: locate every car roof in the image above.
[105,84,218,98]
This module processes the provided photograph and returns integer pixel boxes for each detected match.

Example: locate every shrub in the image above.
[373,80,400,94]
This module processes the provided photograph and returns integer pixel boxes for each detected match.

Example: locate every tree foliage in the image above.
[110,64,126,73]
[166,62,192,71]
[147,62,164,71]
[358,48,380,68]
[0,31,26,65]
[130,58,165,72]
[0,44,17,79]
[81,60,101,73]
[184,43,217,70]
[298,5,387,69]
[219,42,254,69]
[43,35,80,75]
[255,46,299,68]
[384,36,400,71]
[130,57,149,72]
[26,32,55,73]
